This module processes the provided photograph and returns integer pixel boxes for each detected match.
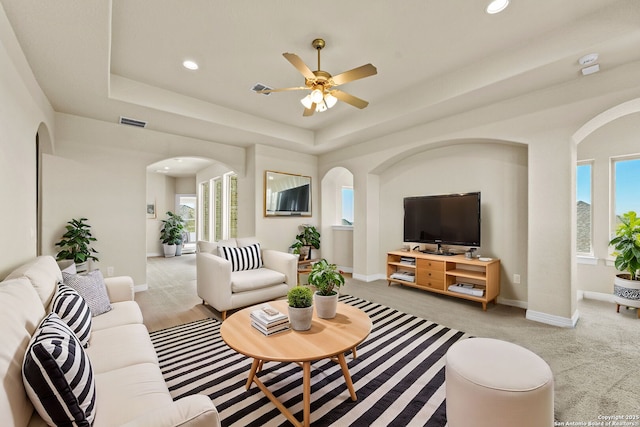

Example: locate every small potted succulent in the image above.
[55,218,99,273]
[287,286,314,331]
[307,259,345,319]
[608,211,640,315]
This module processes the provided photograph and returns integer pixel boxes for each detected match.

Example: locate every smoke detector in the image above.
[578,53,598,66]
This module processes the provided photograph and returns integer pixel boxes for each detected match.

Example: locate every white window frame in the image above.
[576,161,593,257]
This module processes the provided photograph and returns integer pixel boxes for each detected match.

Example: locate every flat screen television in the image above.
[403,192,481,247]
[275,183,310,213]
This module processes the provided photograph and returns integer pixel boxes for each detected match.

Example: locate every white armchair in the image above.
[196,237,298,320]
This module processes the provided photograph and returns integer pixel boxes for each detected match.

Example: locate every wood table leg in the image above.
[337,353,357,401]
[246,358,260,390]
[302,361,311,427]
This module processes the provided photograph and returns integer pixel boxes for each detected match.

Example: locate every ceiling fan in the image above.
[257,38,377,117]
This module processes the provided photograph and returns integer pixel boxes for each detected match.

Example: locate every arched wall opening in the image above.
[367,139,529,306]
[573,97,640,298]
[36,122,53,256]
[321,167,354,272]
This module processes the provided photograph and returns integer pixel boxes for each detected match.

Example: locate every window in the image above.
[576,162,592,255]
[199,181,210,241]
[341,187,354,225]
[613,156,640,228]
[199,172,237,242]
[176,195,196,243]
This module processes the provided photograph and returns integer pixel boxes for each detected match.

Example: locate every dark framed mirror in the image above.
[264,171,311,217]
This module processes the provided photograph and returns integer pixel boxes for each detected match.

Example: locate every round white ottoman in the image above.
[445,338,554,427]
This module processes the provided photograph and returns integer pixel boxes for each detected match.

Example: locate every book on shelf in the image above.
[390,271,415,282]
[250,304,288,327]
[251,320,290,336]
[447,283,484,297]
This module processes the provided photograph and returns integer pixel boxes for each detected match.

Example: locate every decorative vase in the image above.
[288,305,314,331]
[163,244,176,258]
[175,239,183,256]
[613,274,640,316]
[74,261,88,274]
[314,292,338,319]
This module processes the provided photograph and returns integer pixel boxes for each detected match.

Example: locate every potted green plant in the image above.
[290,225,320,261]
[608,211,640,316]
[287,286,314,331]
[307,259,345,319]
[55,218,99,273]
[160,211,185,257]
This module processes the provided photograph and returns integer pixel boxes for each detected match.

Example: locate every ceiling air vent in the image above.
[119,116,147,128]
[251,83,272,96]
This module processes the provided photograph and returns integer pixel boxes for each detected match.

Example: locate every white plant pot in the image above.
[288,305,314,331]
[314,292,338,319]
[613,274,640,309]
[163,244,177,258]
[74,261,88,274]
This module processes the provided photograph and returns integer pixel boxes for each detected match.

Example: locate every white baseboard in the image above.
[352,273,386,282]
[337,266,353,274]
[134,284,148,293]
[147,252,162,258]
[497,297,528,309]
[579,290,614,303]
[526,308,579,328]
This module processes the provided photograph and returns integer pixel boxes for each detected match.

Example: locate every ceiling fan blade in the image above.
[303,103,316,117]
[256,86,307,94]
[283,53,316,81]
[331,90,369,109]
[331,64,377,86]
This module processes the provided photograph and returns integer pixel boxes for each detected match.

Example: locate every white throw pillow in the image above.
[62,270,112,316]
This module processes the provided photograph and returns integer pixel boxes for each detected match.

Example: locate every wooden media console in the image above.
[387,250,500,310]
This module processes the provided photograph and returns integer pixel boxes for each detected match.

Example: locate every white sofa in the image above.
[0,255,220,427]
[196,237,298,320]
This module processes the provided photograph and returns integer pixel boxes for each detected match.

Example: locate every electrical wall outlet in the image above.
[513,274,521,284]
[107,266,114,277]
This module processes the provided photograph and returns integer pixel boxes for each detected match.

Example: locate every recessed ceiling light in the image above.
[486,0,509,14]
[182,60,199,70]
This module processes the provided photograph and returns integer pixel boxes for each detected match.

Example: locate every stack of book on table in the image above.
[250,304,290,336]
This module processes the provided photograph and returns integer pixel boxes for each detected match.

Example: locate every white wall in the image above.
[378,141,529,303]
[0,6,55,278]
[252,145,318,253]
[577,112,640,295]
[43,113,245,285]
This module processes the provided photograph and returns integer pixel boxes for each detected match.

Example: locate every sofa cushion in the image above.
[51,284,92,347]
[5,256,61,308]
[22,313,96,426]
[219,243,263,272]
[231,267,286,293]
[236,236,260,247]
[0,278,45,427]
[196,240,218,254]
[63,270,112,316]
[93,363,173,427]
[86,324,159,373]
[91,301,143,331]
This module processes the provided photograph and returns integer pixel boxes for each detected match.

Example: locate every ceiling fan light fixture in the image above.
[325,93,338,109]
[310,89,324,103]
[315,101,328,113]
[300,95,313,109]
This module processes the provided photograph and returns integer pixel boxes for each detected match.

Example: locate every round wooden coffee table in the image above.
[220,299,372,427]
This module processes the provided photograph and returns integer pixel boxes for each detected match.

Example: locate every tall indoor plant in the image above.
[308,259,345,319]
[608,211,640,316]
[290,225,320,260]
[55,217,99,273]
[160,211,185,257]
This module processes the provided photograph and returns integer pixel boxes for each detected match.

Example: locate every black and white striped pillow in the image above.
[219,243,263,272]
[22,313,96,426]
[51,284,92,347]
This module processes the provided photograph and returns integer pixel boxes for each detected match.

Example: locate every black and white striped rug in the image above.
[150,295,469,426]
